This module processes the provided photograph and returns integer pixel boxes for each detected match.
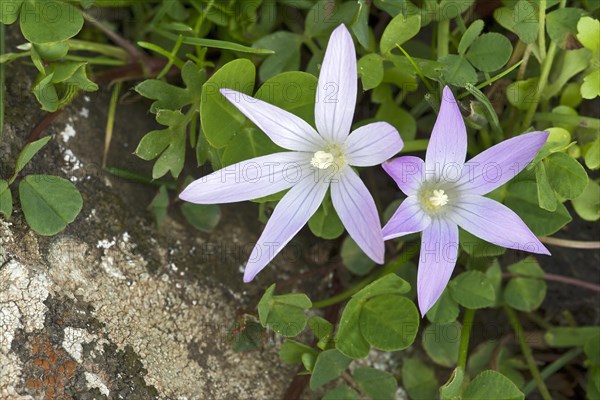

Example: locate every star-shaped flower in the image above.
[382,86,550,316]
[180,24,403,282]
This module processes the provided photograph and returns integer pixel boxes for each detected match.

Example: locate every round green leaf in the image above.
[358,54,384,90]
[309,349,352,390]
[254,71,317,123]
[353,367,397,399]
[463,370,524,400]
[402,358,437,400]
[0,0,23,24]
[20,0,83,44]
[449,271,496,309]
[19,175,83,236]
[253,31,302,81]
[308,198,344,240]
[180,203,220,232]
[458,19,484,55]
[466,33,513,72]
[440,54,477,86]
[359,294,419,351]
[422,322,461,367]
[426,289,459,324]
[341,236,376,276]
[572,179,600,222]
[380,13,421,54]
[503,277,547,312]
[257,284,312,337]
[546,8,588,49]
[322,385,360,400]
[545,152,588,200]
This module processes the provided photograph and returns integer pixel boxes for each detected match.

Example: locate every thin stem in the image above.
[504,306,552,400]
[103,82,121,168]
[521,42,557,131]
[538,0,547,61]
[457,308,475,370]
[539,236,600,250]
[156,34,184,79]
[103,166,177,190]
[533,113,600,130]
[67,39,129,60]
[522,347,583,396]
[437,19,449,59]
[502,272,600,292]
[457,60,523,100]
[396,45,437,99]
[0,23,4,141]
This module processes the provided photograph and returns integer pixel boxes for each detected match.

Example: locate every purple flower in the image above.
[180,24,403,282]
[382,86,550,316]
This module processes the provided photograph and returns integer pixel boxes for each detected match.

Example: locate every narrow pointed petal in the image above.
[331,166,384,263]
[382,156,426,196]
[417,219,459,316]
[382,196,432,240]
[425,86,467,178]
[221,89,325,152]
[455,131,550,195]
[345,122,403,167]
[449,195,550,255]
[315,24,357,143]
[179,152,310,204]
[243,176,329,282]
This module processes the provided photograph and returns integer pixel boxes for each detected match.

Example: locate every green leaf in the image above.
[572,179,600,221]
[0,180,13,219]
[375,101,417,141]
[33,41,69,61]
[422,322,461,367]
[546,8,588,49]
[352,0,371,49]
[229,321,263,353]
[577,16,600,56]
[135,110,187,179]
[402,358,437,400]
[33,73,59,112]
[466,33,513,72]
[254,71,318,123]
[20,0,83,44]
[535,162,558,211]
[148,186,169,226]
[19,175,83,236]
[585,136,600,170]
[254,31,302,81]
[463,370,524,400]
[507,257,544,277]
[221,127,282,167]
[459,228,506,258]
[494,1,538,44]
[135,81,191,113]
[200,59,256,148]
[373,0,404,17]
[485,260,502,307]
[0,0,23,24]
[459,19,484,55]
[545,152,588,200]
[353,367,398,399]
[279,339,318,365]
[449,271,496,309]
[440,367,464,400]
[308,196,344,240]
[581,69,600,100]
[180,203,220,232]
[545,48,592,99]
[360,294,419,351]
[544,326,600,348]
[380,13,421,54]
[305,0,358,38]
[309,349,352,390]
[14,135,52,176]
[439,54,477,86]
[336,274,411,358]
[585,334,600,365]
[322,385,360,400]
[426,289,459,325]
[308,315,334,350]
[358,54,384,90]
[341,236,376,276]
[505,181,572,236]
[257,284,312,337]
[506,78,538,111]
[504,277,546,311]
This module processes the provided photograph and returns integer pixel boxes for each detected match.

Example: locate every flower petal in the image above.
[425,86,467,178]
[455,131,549,195]
[417,218,459,316]
[382,156,426,196]
[315,24,357,143]
[221,89,325,152]
[179,152,310,204]
[449,194,550,255]
[243,175,329,282]
[382,196,432,240]
[331,166,384,263]
[345,122,404,166]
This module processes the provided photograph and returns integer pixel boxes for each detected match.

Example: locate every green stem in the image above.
[103,82,121,168]
[437,19,449,59]
[304,37,321,55]
[522,348,583,396]
[104,166,177,190]
[67,39,129,60]
[504,306,552,400]
[312,243,420,309]
[396,45,437,99]
[457,309,475,370]
[457,60,523,100]
[0,23,4,141]
[538,0,547,61]
[521,42,557,131]
[533,113,600,130]
[400,139,429,153]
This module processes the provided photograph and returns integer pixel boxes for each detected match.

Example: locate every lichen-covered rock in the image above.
[0,28,297,398]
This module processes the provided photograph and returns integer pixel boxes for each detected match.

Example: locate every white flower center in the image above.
[429,189,449,208]
[311,151,335,169]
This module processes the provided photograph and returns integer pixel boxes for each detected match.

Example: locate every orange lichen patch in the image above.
[25,335,78,399]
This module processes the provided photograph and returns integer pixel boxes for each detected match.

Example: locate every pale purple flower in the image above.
[180,24,403,282]
[382,86,550,316]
